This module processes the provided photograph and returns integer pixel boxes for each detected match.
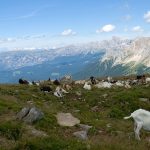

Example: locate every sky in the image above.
[0,0,150,50]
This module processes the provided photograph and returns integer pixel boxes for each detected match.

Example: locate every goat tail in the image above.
[124,115,132,120]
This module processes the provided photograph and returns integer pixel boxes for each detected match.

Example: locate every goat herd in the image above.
[18,75,150,140]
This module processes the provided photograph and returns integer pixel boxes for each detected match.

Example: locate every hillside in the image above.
[0,83,150,149]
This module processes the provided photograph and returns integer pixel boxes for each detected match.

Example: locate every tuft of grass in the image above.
[0,121,23,141]
[14,137,87,150]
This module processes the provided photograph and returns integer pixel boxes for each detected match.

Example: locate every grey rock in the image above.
[27,101,34,105]
[26,125,48,137]
[76,91,82,96]
[91,106,99,112]
[23,107,44,124]
[106,123,112,128]
[74,110,80,113]
[73,130,88,140]
[31,129,47,137]
[139,98,149,102]
[16,107,30,120]
[79,124,92,131]
[102,93,108,98]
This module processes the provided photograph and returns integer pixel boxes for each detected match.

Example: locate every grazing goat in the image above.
[90,76,96,84]
[107,76,112,82]
[136,75,146,83]
[124,109,150,140]
[32,81,40,86]
[19,78,29,84]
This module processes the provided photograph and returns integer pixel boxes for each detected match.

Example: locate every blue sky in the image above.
[0,0,150,50]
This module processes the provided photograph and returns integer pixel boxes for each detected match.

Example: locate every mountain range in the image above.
[0,37,150,83]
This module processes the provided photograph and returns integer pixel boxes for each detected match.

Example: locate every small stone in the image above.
[76,91,82,96]
[106,123,111,128]
[98,130,103,133]
[26,126,48,137]
[74,110,80,113]
[102,94,108,98]
[32,94,38,98]
[73,130,88,140]
[91,106,99,112]
[79,124,92,131]
[31,129,47,137]
[27,101,34,105]
[139,98,149,102]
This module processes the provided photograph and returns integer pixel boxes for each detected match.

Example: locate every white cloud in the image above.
[61,29,76,36]
[0,38,16,44]
[132,26,144,32]
[22,34,46,40]
[144,11,150,23]
[96,24,116,33]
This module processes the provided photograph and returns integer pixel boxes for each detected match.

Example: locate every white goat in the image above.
[124,83,131,89]
[83,82,91,90]
[124,109,150,140]
[95,82,112,88]
[54,86,69,98]
[146,77,150,84]
[115,81,124,87]
[75,80,86,85]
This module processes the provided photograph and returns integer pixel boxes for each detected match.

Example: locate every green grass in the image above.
[0,83,150,149]
[0,121,22,141]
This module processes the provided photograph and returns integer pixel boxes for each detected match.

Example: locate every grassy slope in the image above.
[0,84,150,150]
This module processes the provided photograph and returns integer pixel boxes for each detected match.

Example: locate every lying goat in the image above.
[54,86,69,98]
[124,109,150,140]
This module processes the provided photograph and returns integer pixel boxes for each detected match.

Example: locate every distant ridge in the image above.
[0,37,150,83]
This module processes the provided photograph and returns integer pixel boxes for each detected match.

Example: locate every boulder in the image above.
[56,113,80,127]
[17,107,44,124]
[23,107,44,124]
[16,107,30,120]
